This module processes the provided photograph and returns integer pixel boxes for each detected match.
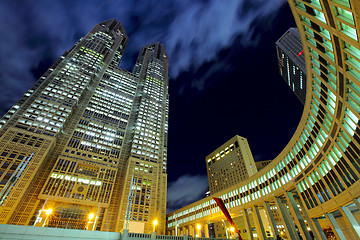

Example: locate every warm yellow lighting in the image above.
[45,209,52,215]
[153,219,158,232]
[230,226,235,232]
[89,213,95,220]
[196,224,201,230]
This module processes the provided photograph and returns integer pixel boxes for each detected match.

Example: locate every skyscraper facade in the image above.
[206,135,257,195]
[206,136,273,239]
[0,19,168,234]
[276,27,307,105]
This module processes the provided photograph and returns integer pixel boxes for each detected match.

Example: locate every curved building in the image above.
[167,0,360,239]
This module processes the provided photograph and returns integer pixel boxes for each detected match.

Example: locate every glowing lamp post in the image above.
[230,226,235,239]
[196,224,201,237]
[87,213,95,230]
[42,208,52,227]
[153,219,158,232]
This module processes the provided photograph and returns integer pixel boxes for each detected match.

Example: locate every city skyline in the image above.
[0,0,302,212]
[0,0,359,239]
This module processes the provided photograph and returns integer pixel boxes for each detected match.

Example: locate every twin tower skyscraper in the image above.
[0,19,168,234]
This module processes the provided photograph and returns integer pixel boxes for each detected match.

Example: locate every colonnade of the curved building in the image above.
[167,0,360,239]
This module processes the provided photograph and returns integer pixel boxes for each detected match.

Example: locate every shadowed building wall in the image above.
[276,27,307,105]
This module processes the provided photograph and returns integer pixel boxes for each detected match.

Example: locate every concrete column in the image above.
[204,223,209,238]
[353,198,360,210]
[294,192,326,240]
[340,206,360,238]
[122,229,129,240]
[151,231,156,240]
[264,201,279,238]
[311,218,328,240]
[285,192,312,240]
[243,208,253,240]
[325,212,346,240]
[189,224,194,237]
[274,197,299,240]
[252,205,266,240]
[183,234,188,240]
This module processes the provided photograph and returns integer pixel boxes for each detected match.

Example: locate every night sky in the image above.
[0,0,302,212]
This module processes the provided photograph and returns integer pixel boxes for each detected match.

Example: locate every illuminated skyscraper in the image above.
[206,135,257,195]
[206,136,272,238]
[276,27,306,105]
[0,19,168,234]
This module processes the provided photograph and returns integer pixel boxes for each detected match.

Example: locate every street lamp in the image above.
[45,209,52,215]
[42,208,52,227]
[87,213,95,230]
[229,226,235,239]
[153,219,158,232]
[196,224,201,237]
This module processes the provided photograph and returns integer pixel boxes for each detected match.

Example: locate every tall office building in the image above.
[255,160,273,172]
[0,19,168,234]
[276,27,306,105]
[206,135,257,195]
[206,136,272,239]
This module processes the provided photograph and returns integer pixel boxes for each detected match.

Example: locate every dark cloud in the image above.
[0,0,287,115]
[167,174,208,213]
[165,0,287,77]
